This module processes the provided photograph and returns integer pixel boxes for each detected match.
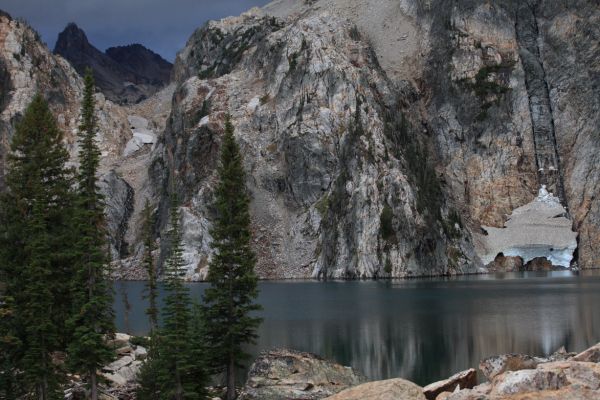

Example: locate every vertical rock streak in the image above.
[515,0,566,206]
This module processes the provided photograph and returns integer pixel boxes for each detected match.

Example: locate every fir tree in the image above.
[0,94,75,399]
[159,194,192,399]
[67,69,114,400]
[141,199,158,333]
[183,302,210,399]
[137,194,209,400]
[0,294,22,400]
[203,115,262,400]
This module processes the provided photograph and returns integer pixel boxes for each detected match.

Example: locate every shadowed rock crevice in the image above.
[515,0,567,206]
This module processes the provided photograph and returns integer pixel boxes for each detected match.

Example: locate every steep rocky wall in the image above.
[535,0,600,268]
[0,12,152,267]
[154,9,479,279]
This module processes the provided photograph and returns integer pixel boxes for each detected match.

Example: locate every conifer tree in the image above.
[137,194,209,400]
[159,194,192,399]
[0,294,22,400]
[0,94,75,399]
[141,199,159,333]
[67,69,114,400]
[203,115,262,400]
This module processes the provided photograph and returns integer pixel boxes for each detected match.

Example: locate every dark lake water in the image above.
[113,271,600,386]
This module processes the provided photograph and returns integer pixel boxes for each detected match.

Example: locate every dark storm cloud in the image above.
[1,0,272,61]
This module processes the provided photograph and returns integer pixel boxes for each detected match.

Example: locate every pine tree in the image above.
[159,194,192,399]
[67,69,114,400]
[21,202,62,400]
[0,94,75,399]
[137,195,209,400]
[183,302,210,399]
[141,199,159,333]
[203,115,262,400]
[0,294,22,400]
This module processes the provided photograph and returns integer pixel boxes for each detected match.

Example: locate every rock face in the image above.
[239,349,365,400]
[54,23,172,104]
[144,0,599,279]
[0,11,168,271]
[154,7,479,280]
[2,0,599,279]
[478,186,577,268]
[325,378,427,400]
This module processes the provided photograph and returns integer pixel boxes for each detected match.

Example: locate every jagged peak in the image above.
[54,22,91,53]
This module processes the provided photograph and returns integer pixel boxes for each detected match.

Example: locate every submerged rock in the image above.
[478,186,578,268]
[239,349,365,400]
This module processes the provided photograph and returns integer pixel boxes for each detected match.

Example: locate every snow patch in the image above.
[479,186,578,268]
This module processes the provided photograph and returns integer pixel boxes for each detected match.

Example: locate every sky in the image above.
[1,0,273,62]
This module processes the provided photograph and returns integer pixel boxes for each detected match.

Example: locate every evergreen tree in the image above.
[0,94,75,399]
[0,294,22,400]
[183,302,210,399]
[203,115,262,400]
[137,195,209,400]
[21,202,62,400]
[141,199,159,333]
[67,69,114,400]
[158,194,192,399]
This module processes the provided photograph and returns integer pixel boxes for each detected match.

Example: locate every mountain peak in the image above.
[54,23,90,53]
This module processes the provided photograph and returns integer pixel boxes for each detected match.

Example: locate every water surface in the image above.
[113,271,600,385]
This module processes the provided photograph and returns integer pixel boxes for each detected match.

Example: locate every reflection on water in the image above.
[113,271,600,385]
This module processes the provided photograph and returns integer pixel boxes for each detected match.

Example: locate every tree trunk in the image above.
[90,369,97,400]
[227,353,236,400]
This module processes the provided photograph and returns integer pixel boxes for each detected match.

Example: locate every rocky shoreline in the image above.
[89,335,600,400]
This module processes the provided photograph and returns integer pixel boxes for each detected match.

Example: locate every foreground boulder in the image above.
[479,354,543,380]
[239,349,365,400]
[423,369,477,400]
[443,343,600,400]
[325,378,426,400]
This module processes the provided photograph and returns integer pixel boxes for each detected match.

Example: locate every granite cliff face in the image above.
[54,23,172,104]
[147,0,599,279]
[1,0,598,280]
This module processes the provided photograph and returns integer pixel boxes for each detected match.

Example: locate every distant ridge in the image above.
[54,23,172,104]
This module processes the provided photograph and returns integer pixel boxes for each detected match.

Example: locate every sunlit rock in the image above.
[478,186,578,268]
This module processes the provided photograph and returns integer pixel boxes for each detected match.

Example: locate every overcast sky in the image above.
[1,0,272,62]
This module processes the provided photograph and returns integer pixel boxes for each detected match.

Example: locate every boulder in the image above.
[572,343,600,363]
[239,349,365,400]
[325,378,427,400]
[479,354,541,380]
[106,333,131,349]
[423,369,477,400]
[501,386,600,399]
[134,345,148,360]
[490,368,569,396]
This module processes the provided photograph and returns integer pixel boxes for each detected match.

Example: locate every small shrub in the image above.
[129,336,150,348]
[380,205,395,242]
[384,257,393,274]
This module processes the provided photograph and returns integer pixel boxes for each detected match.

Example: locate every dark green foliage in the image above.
[0,295,23,400]
[442,209,463,240]
[67,69,114,399]
[473,65,510,98]
[141,200,158,333]
[0,94,76,399]
[380,204,396,243]
[129,336,150,348]
[137,194,209,400]
[384,257,393,275]
[383,109,442,218]
[288,51,299,72]
[203,115,262,400]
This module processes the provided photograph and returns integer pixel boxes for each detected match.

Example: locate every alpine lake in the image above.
[113,270,600,386]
